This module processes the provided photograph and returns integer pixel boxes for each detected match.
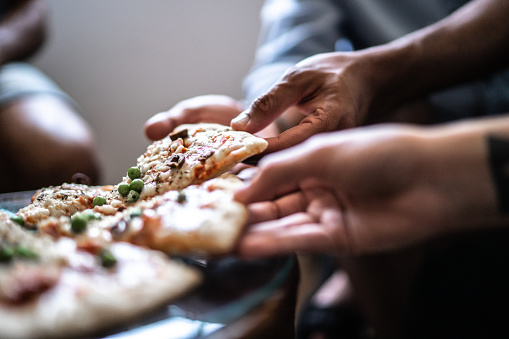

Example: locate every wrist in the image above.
[353,42,423,117]
[420,120,504,234]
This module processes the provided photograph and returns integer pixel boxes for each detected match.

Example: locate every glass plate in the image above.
[0,191,294,338]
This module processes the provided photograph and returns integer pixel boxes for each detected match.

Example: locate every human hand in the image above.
[231,52,373,154]
[144,95,244,141]
[234,123,499,258]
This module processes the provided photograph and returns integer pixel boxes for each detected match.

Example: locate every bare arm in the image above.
[0,0,48,65]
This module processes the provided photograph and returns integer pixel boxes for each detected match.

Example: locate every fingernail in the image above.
[231,111,251,127]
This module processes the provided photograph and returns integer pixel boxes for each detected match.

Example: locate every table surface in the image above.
[0,191,297,339]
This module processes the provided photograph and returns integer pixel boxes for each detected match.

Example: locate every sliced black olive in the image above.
[169,128,188,141]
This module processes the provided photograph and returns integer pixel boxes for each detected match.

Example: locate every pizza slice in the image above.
[0,212,201,339]
[31,174,247,256]
[111,173,247,256]
[97,123,267,213]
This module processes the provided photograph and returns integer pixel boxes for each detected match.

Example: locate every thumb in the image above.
[144,103,202,141]
[144,111,178,140]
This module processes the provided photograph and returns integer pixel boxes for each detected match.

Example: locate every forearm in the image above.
[362,0,509,115]
[420,116,509,235]
[0,0,47,65]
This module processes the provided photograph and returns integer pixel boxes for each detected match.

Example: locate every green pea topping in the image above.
[71,215,88,233]
[118,183,130,196]
[129,179,144,193]
[83,210,101,221]
[177,191,186,204]
[14,245,38,260]
[129,208,142,218]
[0,244,14,263]
[93,196,107,206]
[127,166,141,180]
[10,215,24,226]
[99,249,117,268]
[127,190,140,203]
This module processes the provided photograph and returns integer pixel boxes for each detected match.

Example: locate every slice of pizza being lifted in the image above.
[98,123,267,213]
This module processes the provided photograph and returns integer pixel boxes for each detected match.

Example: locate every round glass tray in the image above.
[0,191,294,338]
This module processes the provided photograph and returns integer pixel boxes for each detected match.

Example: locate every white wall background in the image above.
[32,0,265,184]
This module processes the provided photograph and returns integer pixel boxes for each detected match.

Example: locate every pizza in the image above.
[0,212,201,339]
[14,123,265,255]
[120,173,247,255]
[1,123,266,338]
[32,174,247,256]
[14,123,265,256]
[93,123,267,215]
[16,183,114,226]
[17,123,266,224]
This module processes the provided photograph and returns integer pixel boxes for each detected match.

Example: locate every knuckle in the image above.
[179,107,202,122]
[252,92,279,116]
[304,110,332,130]
[281,66,302,80]
[282,66,314,83]
[309,106,356,130]
[179,107,193,116]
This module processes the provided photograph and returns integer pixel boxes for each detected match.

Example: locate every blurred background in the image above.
[32,0,265,184]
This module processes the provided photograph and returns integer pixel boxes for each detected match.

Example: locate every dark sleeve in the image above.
[429,67,509,123]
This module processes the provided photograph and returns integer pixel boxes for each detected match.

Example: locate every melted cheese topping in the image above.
[106,174,248,255]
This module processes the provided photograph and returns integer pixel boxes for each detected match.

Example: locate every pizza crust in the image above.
[175,123,268,181]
